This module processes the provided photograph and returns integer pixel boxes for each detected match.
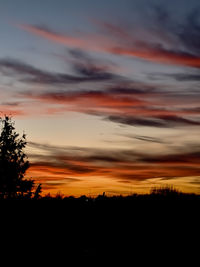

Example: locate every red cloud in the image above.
[111,47,200,68]
[0,107,24,116]
[22,89,200,125]
[23,90,147,113]
[17,24,200,68]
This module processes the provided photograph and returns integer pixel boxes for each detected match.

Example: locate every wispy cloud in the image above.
[105,114,200,128]
[1,54,200,127]
[17,24,90,48]
[16,10,200,69]
[123,134,165,144]
[27,141,200,193]
[0,57,116,85]
[19,83,200,128]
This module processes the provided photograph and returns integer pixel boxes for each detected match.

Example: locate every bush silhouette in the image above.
[150,186,181,196]
[0,116,34,199]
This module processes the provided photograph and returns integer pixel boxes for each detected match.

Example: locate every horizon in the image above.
[0,0,200,196]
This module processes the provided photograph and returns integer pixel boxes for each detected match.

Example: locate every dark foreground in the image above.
[1,192,199,263]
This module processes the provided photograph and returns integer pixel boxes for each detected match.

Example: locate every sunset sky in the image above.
[0,0,200,196]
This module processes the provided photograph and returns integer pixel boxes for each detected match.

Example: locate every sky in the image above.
[0,0,200,196]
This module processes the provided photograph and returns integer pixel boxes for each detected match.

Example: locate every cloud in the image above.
[27,141,200,193]
[145,4,200,54]
[0,101,21,106]
[105,115,166,128]
[123,134,164,144]
[150,71,200,82]
[0,109,24,116]
[16,19,200,68]
[165,73,200,82]
[6,5,200,195]
[17,24,90,48]
[0,100,24,116]
[0,57,116,85]
[18,76,200,128]
[23,89,145,109]
[110,45,200,68]
[1,55,200,128]
[176,8,200,55]
[106,114,200,128]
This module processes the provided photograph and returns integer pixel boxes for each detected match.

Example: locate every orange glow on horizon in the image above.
[27,157,200,196]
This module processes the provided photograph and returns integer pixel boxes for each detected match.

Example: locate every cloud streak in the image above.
[17,18,200,68]
[0,57,116,85]
[1,54,199,128]
[18,24,90,48]
[27,141,200,194]
[19,84,200,128]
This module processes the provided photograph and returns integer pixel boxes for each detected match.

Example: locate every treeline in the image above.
[2,186,199,204]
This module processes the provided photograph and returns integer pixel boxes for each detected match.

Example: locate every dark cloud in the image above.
[105,115,166,128]
[151,5,171,26]
[156,115,200,126]
[0,57,116,85]
[140,151,200,164]
[28,141,139,164]
[182,107,200,113]
[68,49,117,80]
[124,134,164,144]
[106,5,200,69]
[177,8,200,55]
[151,72,200,82]
[169,73,200,82]
[151,5,200,57]
[28,141,83,153]
[105,113,200,128]
[107,84,157,95]
[99,8,200,68]
[0,101,20,106]
[85,155,123,163]
[0,58,47,78]
[29,140,200,166]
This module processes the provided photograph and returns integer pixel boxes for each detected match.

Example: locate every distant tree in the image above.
[150,186,180,196]
[0,116,34,199]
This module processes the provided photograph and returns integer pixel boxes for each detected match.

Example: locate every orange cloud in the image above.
[28,153,200,196]
[26,141,200,196]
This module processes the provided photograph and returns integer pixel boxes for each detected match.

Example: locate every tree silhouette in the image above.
[34,183,42,199]
[0,116,34,199]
